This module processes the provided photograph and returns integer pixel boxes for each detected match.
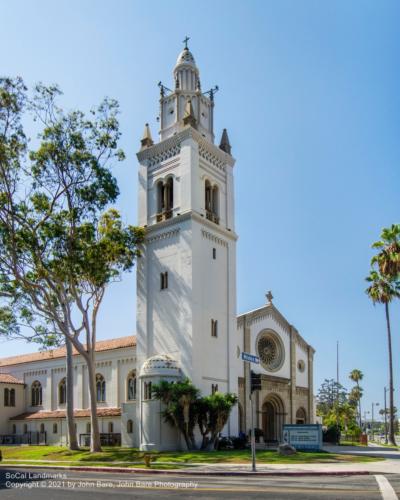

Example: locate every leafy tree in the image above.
[316,378,347,416]
[197,392,238,450]
[152,379,199,450]
[317,379,361,436]
[0,77,144,452]
[349,369,364,427]
[365,270,399,446]
[324,402,358,433]
[152,380,237,450]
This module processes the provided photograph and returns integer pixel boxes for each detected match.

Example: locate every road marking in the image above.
[375,475,398,500]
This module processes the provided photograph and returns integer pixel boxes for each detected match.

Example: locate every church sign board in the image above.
[241,352,259,364]
[282,424,323,451]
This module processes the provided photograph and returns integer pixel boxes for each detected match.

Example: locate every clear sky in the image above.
[1,0,399,420]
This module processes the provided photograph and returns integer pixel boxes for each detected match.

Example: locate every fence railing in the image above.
[0,431,46,445]
[79,433,121,447]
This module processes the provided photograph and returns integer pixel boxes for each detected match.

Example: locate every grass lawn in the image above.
[340,440,367,447]
[0,446,382,467]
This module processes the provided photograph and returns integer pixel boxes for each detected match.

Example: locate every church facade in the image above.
[0,45,314,449]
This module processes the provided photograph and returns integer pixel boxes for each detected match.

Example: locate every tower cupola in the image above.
[158,38,215,143]
[174,47,199,91]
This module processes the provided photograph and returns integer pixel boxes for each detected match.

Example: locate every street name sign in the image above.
[241,352,260,364]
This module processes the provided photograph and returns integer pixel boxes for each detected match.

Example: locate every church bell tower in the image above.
[136,41,238,450]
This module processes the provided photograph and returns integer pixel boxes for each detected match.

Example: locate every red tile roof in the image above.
[0,336,136,367]
[10,407,122,420]
[0,373,24,385]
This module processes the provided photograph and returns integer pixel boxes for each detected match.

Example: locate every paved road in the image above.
[0,468,399,499]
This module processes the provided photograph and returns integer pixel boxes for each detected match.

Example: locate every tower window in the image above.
[127,419,133,434]
[205,180,220,224]
[160,271,168,290]
[58,377,66,405]
[4,388,9,406]
[127,371,137,401]
[211,384,219,394]
[12,424,16,434]
[144,381,152,400]
[53,423,58,434]
[156,178,174,221]
[212,248,216,259]
[96,373,106,402]
[108,422,114,433]
[31,381,42,406]
[10,388,15,406]
[211,319,218,337]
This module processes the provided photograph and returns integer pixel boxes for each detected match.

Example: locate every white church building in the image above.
[0,44,314,450]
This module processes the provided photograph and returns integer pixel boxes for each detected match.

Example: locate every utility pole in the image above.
[250,390,256,472]
[371,402,379,441]
[336,341,339,444]
[336,341,339,386]
[250,370,261,472]
[242,350,261,474]
[384,387,388,444]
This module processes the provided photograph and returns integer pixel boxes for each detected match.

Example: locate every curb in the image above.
[0,463,372,477]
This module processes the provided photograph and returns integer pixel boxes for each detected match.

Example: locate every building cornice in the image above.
[137,126,235,168]
[144,210,238,242]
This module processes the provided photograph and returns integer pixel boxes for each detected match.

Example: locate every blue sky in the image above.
[1,0,399,420]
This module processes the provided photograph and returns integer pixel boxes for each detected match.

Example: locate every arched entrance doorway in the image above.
[296,407,307,424]
[261,394,285,442]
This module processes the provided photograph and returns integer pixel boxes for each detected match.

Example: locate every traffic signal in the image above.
[251,371,262,392]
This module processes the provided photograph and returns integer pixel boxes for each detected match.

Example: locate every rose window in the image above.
[257,331,284,371]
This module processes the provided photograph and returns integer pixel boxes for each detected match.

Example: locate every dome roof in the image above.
[140,354,181,378]
[175,48,197,70]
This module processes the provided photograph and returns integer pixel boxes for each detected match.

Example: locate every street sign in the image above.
[242,352,260,364]
[241,351,260,472]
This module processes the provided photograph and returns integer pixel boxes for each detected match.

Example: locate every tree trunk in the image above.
[180,426,192,450]
[357,381,362,429]
[188,428,197,450]
[86,354,102,452]
[66,338,79,450]
[385,302,396,446]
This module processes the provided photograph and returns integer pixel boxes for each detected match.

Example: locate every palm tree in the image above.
[349,369,364,428]
[371,224,400,279]
[366,270,399,445]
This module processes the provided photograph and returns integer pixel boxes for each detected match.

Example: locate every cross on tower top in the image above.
[266,291,274,304]
[182,36,190,49]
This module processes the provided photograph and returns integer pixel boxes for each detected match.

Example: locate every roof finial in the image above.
[140,123,153,149]
[182,99,197,128]
[266,291,274,304]
[219,128,231,155]
[183,35,190,50]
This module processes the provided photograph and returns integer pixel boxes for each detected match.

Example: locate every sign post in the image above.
[242,351,260,473]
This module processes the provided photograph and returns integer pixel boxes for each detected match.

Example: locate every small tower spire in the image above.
[140,123,153,149]
[219,128,231,155]
[182,99,197,128]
